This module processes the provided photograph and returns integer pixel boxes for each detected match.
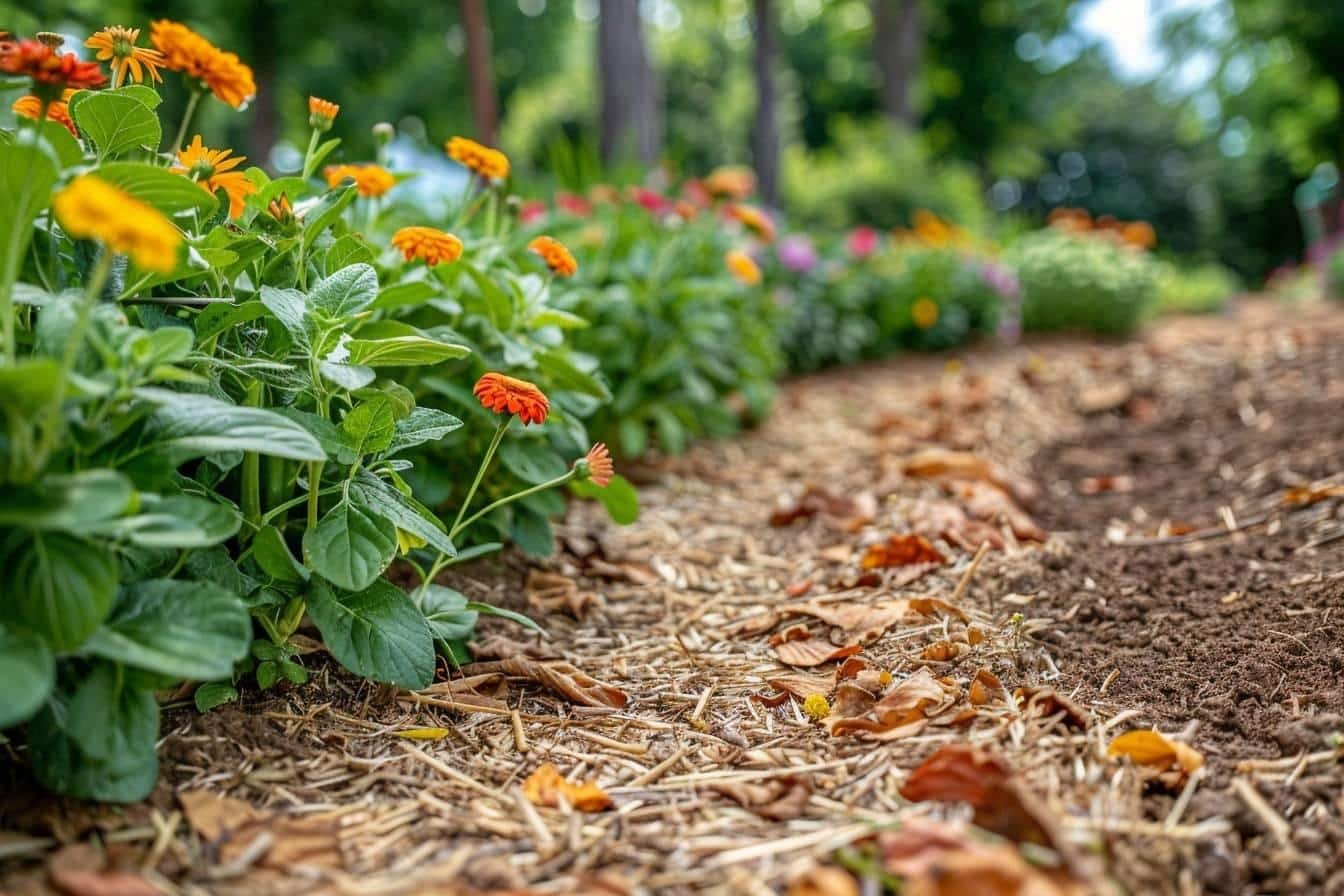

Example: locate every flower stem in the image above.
[449,469,575,541]
[171,90,202,155]
[451,419,510,534]
[240,379,265,535]
[300,128,322,180]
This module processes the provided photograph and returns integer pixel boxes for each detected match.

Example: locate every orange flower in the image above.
[324,163,395,199]
[912,297,939,330]
[267,192,294,225]
[392,227,463,267]
[308,95,338,130]
[705,165,756,200]
[578,443,614,488]
[173,135,257,219]
[527,235,578,277]
[474,373,549,426]
[150,20,255,109]
[86,26,164,85]
[727,203,776,243]
[1120,220,1156,250]
[12,93,76,137]
[445,136,509,181]
[725,249,761,286]
[0,38,106,96]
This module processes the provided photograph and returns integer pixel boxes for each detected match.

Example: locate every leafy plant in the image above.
[1009,228,1160,335]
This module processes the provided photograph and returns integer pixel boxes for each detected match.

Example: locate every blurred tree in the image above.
[872,0,921,127]
[751,0,780,206]
[460,0,499,145]
[598,0,660,166]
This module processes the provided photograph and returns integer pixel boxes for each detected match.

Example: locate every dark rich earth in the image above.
[1029,328,1344,895]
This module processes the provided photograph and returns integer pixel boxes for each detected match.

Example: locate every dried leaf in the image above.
[826,667,951,739]
[774,639,862,668]
[921,640,970,662]
[732,598,921,644]
[836,656,868,680]
[765,671,837,699]
[968,669,1005,706]
[178,790,342,870]
[49,870,159,896]
[1108,730,1204,789]
[949,481,1048,543]
[1014,687,1089,729]
[786,866,860,896]
[769,623,811,646]
[908,499,1006,550]
[909,597,969,622]
[751,690,793,708]
[1283,483,1344,507]
[902,449,1038,507]
[710,774,812,821]
[526,570,601,619]
[786,579,814,598]
[584,557,660,585]
[466,658,628,708]
[521,762,613,812]
[770,485,876,531]
[860,535,946,569]
[874,818,1087,896]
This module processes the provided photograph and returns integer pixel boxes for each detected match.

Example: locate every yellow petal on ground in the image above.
[394,727,451,740]
[1108,730,1204,774]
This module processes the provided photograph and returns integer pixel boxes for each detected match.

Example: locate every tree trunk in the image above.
[460,0,499,145]
[597,0,660,167]
[873,0,921,128]
[751,0,780,208]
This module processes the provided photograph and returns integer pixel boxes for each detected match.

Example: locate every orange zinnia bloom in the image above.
[725,249,761,286]
[474,373,549,426]
[1120,220,1156,250]
[704,165,756,200]
[0,38,106,95]
[445,136,510,181]
[308,95,338,130]
[12,93,77,137]
[579,443,614,488]
[86,26,165,85]
[150,20,255,109]
[392,227,463,267]
[173,135,257,219]
[727,203,776,243]
[527,236,578,277]
[324,163,395,199]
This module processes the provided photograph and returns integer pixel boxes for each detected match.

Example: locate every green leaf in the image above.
[93,161,215,219]
[303,499,397,592]
[528,307,590,330]
[270,407,345,460]
[69,662,159,762]
[372,280,438,311]
[387,407,463,454]
[349,472,455,557]
[420,585,477,641]
[82,579,251,680]
[195,299,269,343]
[256,660,280,690]
[570,474,640,525]
[317,359,375,391]
[535,348,612,400]
[340,398,396,457]
[259,286,310,348]
[509,505,554,557]
[0,626,55,728]
[307,579,434,688]
[194,682,238,713]
[309,262,378,319]
[90,494,241,548]
[253,525,308,582]
[460,261,514,329]
[30,119,83,169]
[138,388,326,462]
[300,183,356,253]
[499,440,568,484]
[345,334,470,368]
[72,91,162,158]
[0,470,134,532]
[0,138,59,293]
[325,233,376,273]
[0,531,117,651]
[467,601,544,633]
[27,680,158,802]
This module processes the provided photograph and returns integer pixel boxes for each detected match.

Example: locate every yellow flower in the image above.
[85,25,165,86]
[173,135,257,220]
[396,529,427,555]
[308,95,338,131]
[324,163,395,199]
[912,297,939,330]
[53,175,181,273]
[150,20,255,109]
[445,136,509,181]
[725,249,761,286]
[391,227,463,267]
[527,235,578,277]
[802,693,830,721]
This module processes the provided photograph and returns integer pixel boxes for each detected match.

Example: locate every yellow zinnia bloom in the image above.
[445,136,509,181]
[150,20,255,109]
[85,25,165,86]
[391,227,463,267]
[173,135,257,219]
[324,163,395,199]
[725,249,761,286]
[53,175,181,273]
[912,297,939,330]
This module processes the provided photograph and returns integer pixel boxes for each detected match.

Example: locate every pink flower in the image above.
[847,226,880,259]
[628,186,670,216]
[777,235,819,274]
[519,200,547,226]
[555,191,593,217]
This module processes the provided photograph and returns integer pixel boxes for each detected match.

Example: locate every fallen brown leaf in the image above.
[1283,483,1344,507]
[465,659,628,708]
[860,534,947,569]
[908,499,1006,550]
[949,480,1048,543]
[710,775,812,821]
[770,485,876,531]
[908,597,969,622]
[525,570,601,619]
[902,449,1038,507]
[786,866,860,896]
[874,818,1086,896]
[178,790,343,870]
[764,671,836,699]
[774,638,862,668]
[1108,730,1204,789]
[522,763,612,812]
[826,667,953,739]
[1014,687,1088,729]
[968,668,1005,706]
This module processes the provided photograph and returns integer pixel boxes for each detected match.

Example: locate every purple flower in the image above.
[777,234,819,274]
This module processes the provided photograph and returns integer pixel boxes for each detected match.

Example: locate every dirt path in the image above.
[3,301,1343,895]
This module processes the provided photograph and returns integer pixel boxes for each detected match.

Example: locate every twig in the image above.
[1231,777,1294,847]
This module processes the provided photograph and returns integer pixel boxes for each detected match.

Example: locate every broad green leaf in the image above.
[82,579,251,680]
[0,138,59,293]
[253,525,308,582]
[303,499,397,591]
[340,397,396,456]
[460,260,514,329]
[27,683,158,802]
[195,299,268,343]
[259,285,310,347]
[300,182,356,253]
[528,307,590,330]
[372,280,438,311]
[0,470,134,531]
[419,585,477,641]
[467,601,544,633]
[317,359,376,391]
[307,579,434,688]
[30,119,83,169]
[309,263,378,319]
[345,335,470,367]
[499,440,568,484]
[270,407,345,460]
[325,233,376,273]
[90,494,240,548]
[509,505,554,557]
[68,84,161,116]
[571,474,640,525]
[138,389,326,462]
[387,407,463,454]
[94,161,214,218]
[0,626,55,728]
[349,472,455,557]
[68,662,159,762]
[536,348,612,400]
[194,682,239,712]
[0,531,117,651]
[72,91,162,158]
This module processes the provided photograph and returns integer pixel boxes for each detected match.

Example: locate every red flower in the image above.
[473,372,550,426]
[581,443,615,487]
[0,39,106,96]
[847,226,880,259]
[555,191,593,217]
[628,186,670,215]
[518,200,547,225]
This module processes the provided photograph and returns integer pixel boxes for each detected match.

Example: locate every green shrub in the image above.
[1009,229,1159,335]
[1155,260,1239,315]
[1327,245,1344,301]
